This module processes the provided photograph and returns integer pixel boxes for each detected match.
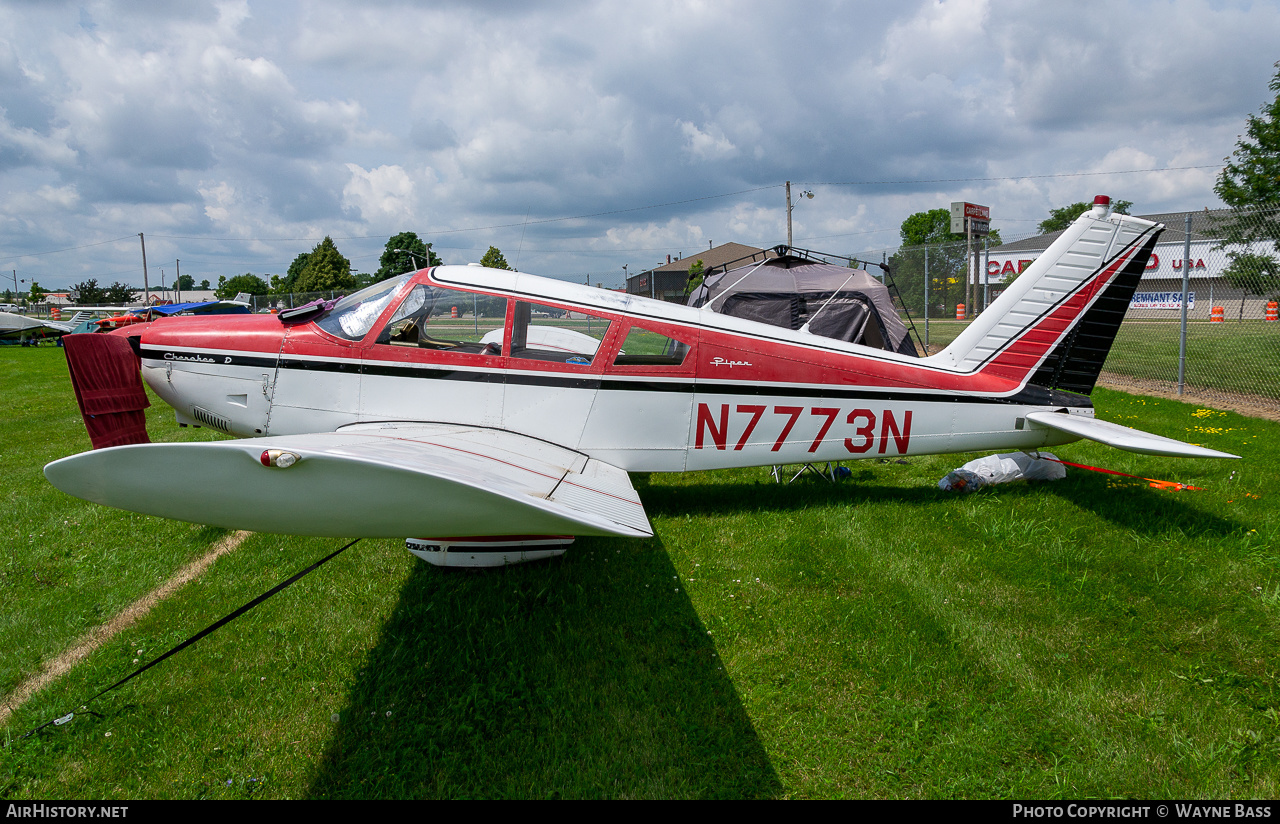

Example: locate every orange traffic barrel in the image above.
[956,304,966,320]
[1210,306,1224,323]
[1267,301,1278,322]
[51,306,61,320]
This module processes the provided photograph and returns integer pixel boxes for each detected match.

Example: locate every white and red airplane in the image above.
[44,197,1236,566]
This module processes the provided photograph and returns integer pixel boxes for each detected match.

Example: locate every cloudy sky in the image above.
[1,0,1277,292]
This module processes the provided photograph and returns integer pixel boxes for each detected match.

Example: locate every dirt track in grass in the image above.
[0,530,251,726]
[1096,372,1280,421]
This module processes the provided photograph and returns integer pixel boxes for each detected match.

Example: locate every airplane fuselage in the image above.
[139,265,1084,475]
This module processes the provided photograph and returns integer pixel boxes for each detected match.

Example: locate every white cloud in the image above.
[875,0,992,83]
[198,180,237,225]
[0,0,1277,287]
[678,120,737,162]
[342,163,416,225]
[603,217,705,251]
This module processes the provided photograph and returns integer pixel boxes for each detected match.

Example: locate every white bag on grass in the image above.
[938,452,1066,492]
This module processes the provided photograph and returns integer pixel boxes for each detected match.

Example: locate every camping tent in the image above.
[687,254,918,356]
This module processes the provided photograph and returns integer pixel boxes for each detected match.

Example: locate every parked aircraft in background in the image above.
[0,312,72,343]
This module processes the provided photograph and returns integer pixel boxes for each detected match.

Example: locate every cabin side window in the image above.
[508,301,613,365]
[372,283,507,355]
[613,324,691,366]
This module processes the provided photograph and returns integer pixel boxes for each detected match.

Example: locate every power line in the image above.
[817,164,1222,187]
[143,185,784,244]
[1,234,138,264]
[2,166,1223,266]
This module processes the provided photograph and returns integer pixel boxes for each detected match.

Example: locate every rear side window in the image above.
[613,325,690,366]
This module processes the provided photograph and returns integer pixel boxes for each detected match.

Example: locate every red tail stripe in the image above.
[979,244,1137,383]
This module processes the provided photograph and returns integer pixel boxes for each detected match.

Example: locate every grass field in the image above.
[2,345,1279,799]
[918,318,1280,403]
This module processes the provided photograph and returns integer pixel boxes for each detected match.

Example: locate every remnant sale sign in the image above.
[1130,292,1195,310]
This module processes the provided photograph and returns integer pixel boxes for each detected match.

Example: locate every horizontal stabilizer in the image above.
[45,422,652,538]
[1025,411,1239,459]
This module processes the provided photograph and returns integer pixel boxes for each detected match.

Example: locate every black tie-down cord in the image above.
[9,537,362,744]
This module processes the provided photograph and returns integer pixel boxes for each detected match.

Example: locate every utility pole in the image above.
[176,259,181,303]
[139,233,150,305]
[786,181,792,247]
[785,181,813,249]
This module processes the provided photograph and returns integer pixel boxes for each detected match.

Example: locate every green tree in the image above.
[1213,61,1280,300]
[479,246,511,270]
[215,273,270,300]
[887,209,1001,317]
[105,282,139,305]
[72,279,107,305]
[376,232,441,282]
[271,251,313,293]
[1218,251,1280,301]
[1037,200,1132,234]
[175,274,195,291]
[200,279,210,290]
[295,236,356,293]
[28,282,44,304]
[684,259,705,296]
[899,209,965,247]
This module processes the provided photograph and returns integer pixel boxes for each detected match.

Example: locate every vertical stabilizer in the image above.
[934,198,1162,393]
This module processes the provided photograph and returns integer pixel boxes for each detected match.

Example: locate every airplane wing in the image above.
[1024,411,1239,459]
[44,422,652,539]
[0,311,72,339]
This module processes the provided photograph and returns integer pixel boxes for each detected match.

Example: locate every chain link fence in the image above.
[874,206,1280,414]
[243,290,346,313]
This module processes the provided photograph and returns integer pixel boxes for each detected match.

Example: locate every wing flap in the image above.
[1025,411,1239,459]
[45,423,652,538]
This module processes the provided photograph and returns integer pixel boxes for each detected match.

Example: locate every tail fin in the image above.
[935,198,1162,394]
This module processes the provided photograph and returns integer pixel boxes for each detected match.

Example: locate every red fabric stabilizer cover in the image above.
[63,333,151,450]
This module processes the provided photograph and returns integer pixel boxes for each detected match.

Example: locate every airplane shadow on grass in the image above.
[306,463,1240,797]
[1043,476,1244,540]
[307,536,781,799]
[634,467,1244,542]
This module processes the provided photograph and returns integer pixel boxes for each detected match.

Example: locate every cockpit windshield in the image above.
[313,274,412,341]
